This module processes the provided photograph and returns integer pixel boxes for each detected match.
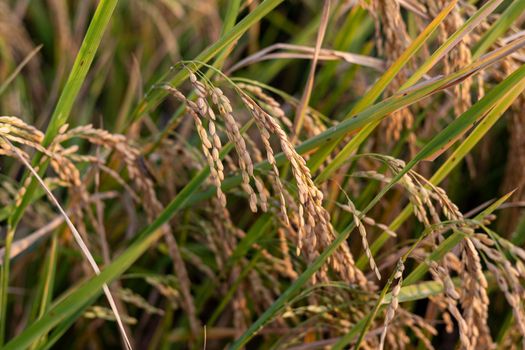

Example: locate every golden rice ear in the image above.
[237,89,368,285]
[2,136,133,350]
[366,0,415,144]
[379,260,404,350]
[164,85,227,207]
[167,67,369,285]
[338,199,381,280]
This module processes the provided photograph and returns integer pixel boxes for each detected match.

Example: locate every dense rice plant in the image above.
[1,0,525,349]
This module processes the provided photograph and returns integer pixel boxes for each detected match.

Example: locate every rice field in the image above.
[1,0,525,349]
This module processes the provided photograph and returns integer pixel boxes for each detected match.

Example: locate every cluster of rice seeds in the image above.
[11,162,37,209]
[253,247,297,280]
[54,125,156,219]
[254,122,288,223]
[396,309,437,350]
[242,135,270,211]
[428,294,455,334]
[268,184,300,240]
[0,116,43,151]
[203,77,262,212]
[383,156,503,348]
[458,237,492,348]
[144,275,181,309]
[97,164,141,203]
[409,168,498,341]
[243,94,319,245]
[489,264,525,348]
[338,199,381,280]
[238,82,325,139]
[379,260,404,350]
[499,238,525,278]
[346,184,405,245]
[56,123,202,337]
[204,200,286,331]
[381,157,439,227]
[0,119,41,170]
[16,123,86,191]
[365,156,483,227]
[116,288,164,316]
[263,185,313,275]
[237,83,290,129]
[361,0,414,143]
[426,0,473,115]
[186,78,287,217]
[239,90,367,285]
[213,197,295,283]
[47,144,84,189]
[363,155,509,348]
[166,71,365,285]
[164,85,227,207]
[380,156,463,231]
[0,118,88,212]
[84,306,137,325]
[232,223,297,280]
[412,183,519,348]
[473,237,525,345]
[167,74,274,213]
[428,260,473,349]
